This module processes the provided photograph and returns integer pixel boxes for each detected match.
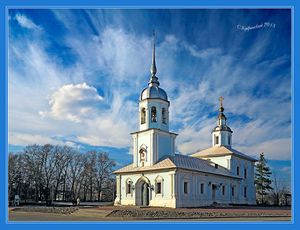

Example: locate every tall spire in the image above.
[148,30,159,87]
[151,30,157,76]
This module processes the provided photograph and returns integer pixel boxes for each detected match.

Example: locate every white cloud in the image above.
[40,83,103,122]
[237,138,291,161]
[15,14,41,30]
[183,43,222,59]
[9,132,63,146]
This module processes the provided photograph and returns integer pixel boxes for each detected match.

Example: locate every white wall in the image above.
[131,129,176,167]
[115,170,176,208]
[115,167,255,208]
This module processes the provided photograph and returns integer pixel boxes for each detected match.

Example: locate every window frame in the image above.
[200,183,204,194]
[184,181,188,194]
[162,108,167,124]
[155,176,163,196]
[151,106,157,122]
[244,186,247,198]
[215,135,219,145]
[156,182,162,194]
[126,179,133,195]
[141,107,146,124]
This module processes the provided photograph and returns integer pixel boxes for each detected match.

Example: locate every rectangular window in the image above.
[222,185,225,196]
[228,136,231,145]
[156,182,161,194]
[231,186,234,197]
[244,168,247,179]
[237,166,240,176]
[184,182,188,194]
[200,183,204,194]
[141,108,146,124]
[244,187,247,198]
[162,108,167,124]
[215,136,219,145]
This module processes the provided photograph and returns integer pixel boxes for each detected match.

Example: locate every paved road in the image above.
[8,205,292,222]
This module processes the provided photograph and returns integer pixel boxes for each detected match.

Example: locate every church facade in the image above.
[113,37,256,208]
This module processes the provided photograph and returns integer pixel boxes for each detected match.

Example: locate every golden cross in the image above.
[219,96,224,107]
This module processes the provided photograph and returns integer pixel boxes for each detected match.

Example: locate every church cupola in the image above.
[139,31,169,132]
[212,97,233,147]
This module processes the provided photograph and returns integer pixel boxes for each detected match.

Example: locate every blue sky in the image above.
[8,9,291,188]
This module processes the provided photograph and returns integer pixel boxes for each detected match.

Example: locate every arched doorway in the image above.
[135,176,150,206]
[141,182,149,206]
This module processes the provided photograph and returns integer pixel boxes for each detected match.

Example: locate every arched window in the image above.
[126,179,133,194]
[215,136,219,145]
[228,135,231,145]
[162,108,166,124]
[236,166,240,176]
[141,108,146,124]
[155,176,163,195]
[151,106,157,122]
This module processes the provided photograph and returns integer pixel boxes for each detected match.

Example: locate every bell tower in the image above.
[211,97,233,147]
[131,31,177,168]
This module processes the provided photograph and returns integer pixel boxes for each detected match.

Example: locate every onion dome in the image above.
[212,97,233,133]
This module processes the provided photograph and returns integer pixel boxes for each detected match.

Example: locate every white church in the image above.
[114,36,256,208]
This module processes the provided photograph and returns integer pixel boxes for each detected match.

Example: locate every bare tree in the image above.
[8,144,116,205]
[67,152,86,201]
[95,152,116,201]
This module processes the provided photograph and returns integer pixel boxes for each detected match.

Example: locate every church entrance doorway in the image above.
[141,182,149,206]
[135,176,150,206]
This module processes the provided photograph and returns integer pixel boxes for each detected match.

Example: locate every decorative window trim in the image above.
[139,144,147,163]
[151,106,157,122]
[125,179,133,196]
[155,175,164,196]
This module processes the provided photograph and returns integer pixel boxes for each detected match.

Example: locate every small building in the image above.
[113,35,256,208]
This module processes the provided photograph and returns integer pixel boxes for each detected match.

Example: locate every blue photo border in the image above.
[0,0,298,229]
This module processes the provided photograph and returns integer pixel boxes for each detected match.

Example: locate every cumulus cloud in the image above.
[15,14,41,30]
[40,83,103,122]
